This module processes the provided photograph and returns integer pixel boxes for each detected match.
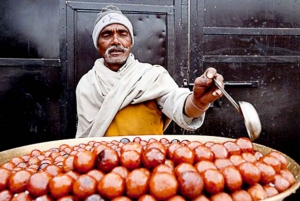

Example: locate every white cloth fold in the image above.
[76,54,205,138]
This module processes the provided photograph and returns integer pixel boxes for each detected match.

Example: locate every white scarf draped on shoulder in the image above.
[75,54,181,138]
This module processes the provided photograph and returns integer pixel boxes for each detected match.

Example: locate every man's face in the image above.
[97,24,132,71]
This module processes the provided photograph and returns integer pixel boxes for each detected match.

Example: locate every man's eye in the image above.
[102,33,110,38]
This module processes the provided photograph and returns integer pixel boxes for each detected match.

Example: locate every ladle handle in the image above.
[213,79,241,112]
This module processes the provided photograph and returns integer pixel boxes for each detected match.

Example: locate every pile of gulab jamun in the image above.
[0,137,296,201]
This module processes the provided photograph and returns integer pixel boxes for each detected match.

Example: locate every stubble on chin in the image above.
[104,54,128,64]
[104,45,130,65]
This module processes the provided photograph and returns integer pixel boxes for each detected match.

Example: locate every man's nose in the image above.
[111,34,121,45]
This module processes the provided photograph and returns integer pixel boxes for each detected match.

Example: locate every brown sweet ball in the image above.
[174,163,197,178]
[194,160,217,175]
[30,149,43,157]
[111,166,129,180]
[159,137,170,145]
[186,141,203,151]
[177,171,204,199]
[8,169,32,194]
[0,168,12,191]
[210,143,229,159]
[54,155,66,165]
[84,194,105,201]
[35,195,54,201]
[180,139,190,145]
[165,159,175,169]
[229,155,245,167]
[263,184,279,198]
[223,141,241,156]
[120,150,141,171]
[255,161,276,185]
[214,158,233,171]
[268,151,288,169]
[142,148,166,170]
[254,151,264,161]
[140,167,151,178]
[72,174,97,199]
[125,168,150,199]
[0,189,13,201]
[121,142,143,155]
[73,150,96,173]
[235,137,254,153]
[247,183,268,201]
[96,147,119,173]
[231,190,252,201]
[1,162,15,171]
[48,174,74,199]
[152,164,174,174]
[57,195,79,201]
[10,191,32,201]
[148,138,158,144]
[10,157,25,166]
[202,169,225,194]
[139,140,148,148]
[27,171,53,197]
[145,141,167,156]
[272,174,291,193]
[149,172,178,200]
[43,164,63,177]
[210,192,233,201]
[167,143,183,159]
[92,144,110,156]
[167,195,186,201]
[204,141,215,148]
[280,169,296,186]
[221,165,243,192]
[192,194,210,201]
[21,154,31,162]
[193,145,214,162]
[238,162,261,186]
[65,170,80,181]
[242,152,257,163]
[137,194,156,201]
[63,155,75,172]
[259,155,281,173]
[111,196,132,201]
[97,172,125,200]
[172,146,195,166]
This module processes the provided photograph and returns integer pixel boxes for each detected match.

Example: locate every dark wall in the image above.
[0,0,62,150]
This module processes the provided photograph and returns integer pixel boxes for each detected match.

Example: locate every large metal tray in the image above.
[0,135,299,201]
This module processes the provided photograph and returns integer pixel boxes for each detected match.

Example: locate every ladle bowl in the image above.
[213,79,262,141]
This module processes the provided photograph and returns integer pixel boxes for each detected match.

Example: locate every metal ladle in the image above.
[213,79,262,141]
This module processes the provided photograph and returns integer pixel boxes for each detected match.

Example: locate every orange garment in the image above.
[105,100,164,136]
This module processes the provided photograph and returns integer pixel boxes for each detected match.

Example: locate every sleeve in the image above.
[157,85,206,131]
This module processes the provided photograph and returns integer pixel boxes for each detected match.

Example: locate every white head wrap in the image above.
[92,7,134,49]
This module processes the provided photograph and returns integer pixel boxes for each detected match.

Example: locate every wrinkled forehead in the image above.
[101,23,129,33]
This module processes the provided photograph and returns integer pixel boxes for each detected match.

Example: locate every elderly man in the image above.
[75,5,224,138]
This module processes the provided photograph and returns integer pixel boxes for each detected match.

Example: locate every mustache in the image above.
[106,45,129,54]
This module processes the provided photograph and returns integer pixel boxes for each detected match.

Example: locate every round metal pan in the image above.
[0,135,299,201]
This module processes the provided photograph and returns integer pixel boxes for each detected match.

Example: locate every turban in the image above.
[92,5,134,49]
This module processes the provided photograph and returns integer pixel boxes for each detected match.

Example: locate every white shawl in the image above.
[76,54,204,138]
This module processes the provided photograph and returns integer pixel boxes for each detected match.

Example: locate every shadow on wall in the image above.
[0,73,52,151]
